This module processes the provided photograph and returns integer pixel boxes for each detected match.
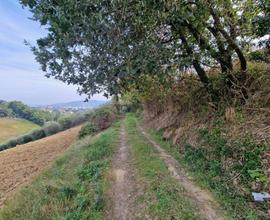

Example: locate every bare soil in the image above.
[105,123,136,220]
[0,126,81,207]
[139,125,226,220]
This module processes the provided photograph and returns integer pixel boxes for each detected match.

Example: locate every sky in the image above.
[0,0,107,105]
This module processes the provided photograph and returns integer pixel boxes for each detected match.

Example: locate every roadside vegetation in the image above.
[125,114,201,219]
[146,119,268,219]
[0,120,120,220]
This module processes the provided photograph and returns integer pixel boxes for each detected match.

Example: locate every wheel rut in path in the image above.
[138,125,226,220]
[105,123,135,220]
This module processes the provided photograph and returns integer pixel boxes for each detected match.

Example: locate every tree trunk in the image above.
[207,26,233,72]
[209,8,247,73]
[112,94,120,114]
[178,31,219,102]
[185,22,233,74]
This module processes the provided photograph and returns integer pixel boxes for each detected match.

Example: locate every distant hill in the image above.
[38,100,108,110]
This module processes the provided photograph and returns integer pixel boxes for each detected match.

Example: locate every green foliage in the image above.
[253,0,270,48]
[181,124,269,218]
[78,123,98,139]
[0,100,58,125]
[58,116,73,130]
[147,124,262,219]
[20,0,264,100]
[58,113,87,130]
[85,105,116,130]
[43,121,62,136]
[248,169,268,184]
[248,50,270,62]
[8,101,45,125]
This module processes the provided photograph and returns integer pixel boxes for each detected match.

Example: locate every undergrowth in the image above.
[147,117,270,219]
[125,114,201,219]
[0,121,120,220]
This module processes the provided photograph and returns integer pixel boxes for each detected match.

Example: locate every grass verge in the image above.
[125,113,201,219]
[144,121,262,219]
[0,121,120,220]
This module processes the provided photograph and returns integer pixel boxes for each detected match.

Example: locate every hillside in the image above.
[0,100,58,126]
[0,118,39,144]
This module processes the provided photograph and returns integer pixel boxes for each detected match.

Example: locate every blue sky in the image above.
[0,0,106,105]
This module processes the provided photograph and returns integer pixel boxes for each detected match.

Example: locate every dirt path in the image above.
[105,123,135,220]
[138,125,226,220]
[0,126,81,207]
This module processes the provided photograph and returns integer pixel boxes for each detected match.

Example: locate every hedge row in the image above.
[0,113,88,151]
[78,104,117,139]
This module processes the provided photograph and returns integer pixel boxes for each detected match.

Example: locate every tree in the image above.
[253,0,270,48]
[20,0,262,102]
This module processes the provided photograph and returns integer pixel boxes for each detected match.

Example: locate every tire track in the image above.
[138,125,226,220]
[105,123,135,220]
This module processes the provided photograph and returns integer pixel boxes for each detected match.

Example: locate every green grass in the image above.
[0,118,39,143]
[145,121,261,219]
[125,114,201,220]
[0,121,121,220]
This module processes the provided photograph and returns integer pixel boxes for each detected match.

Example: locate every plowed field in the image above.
[0,126,81,207]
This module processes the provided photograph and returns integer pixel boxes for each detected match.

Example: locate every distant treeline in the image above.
[0,100,60,125]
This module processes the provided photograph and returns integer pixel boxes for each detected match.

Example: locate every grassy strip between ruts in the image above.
[0,121,121,220]
[125,113,201,220]
[143,119,259,219]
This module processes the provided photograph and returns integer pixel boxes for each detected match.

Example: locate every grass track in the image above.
[0,118,39,143]
[125,114,201,219]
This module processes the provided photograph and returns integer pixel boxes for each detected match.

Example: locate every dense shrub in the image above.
[70,114,87,127]
[43,121,62,136]
[86,105,116,130]
[58,114,86,130]
[31,128,46,139]
[248,50,270,62]
[78,123,98,139]
[58,116,73,130]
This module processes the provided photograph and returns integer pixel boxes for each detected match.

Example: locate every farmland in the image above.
[0,118,39,144]
[0,125,81,207]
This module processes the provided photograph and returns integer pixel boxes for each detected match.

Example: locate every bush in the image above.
[43,121,62,136]
[31,128,46,140]
[71,114,87,127]
[248,50,270,62]
[58,116,73,130]
[86,105,116,130]
[58,114,87,130]
[78,123,98,139]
